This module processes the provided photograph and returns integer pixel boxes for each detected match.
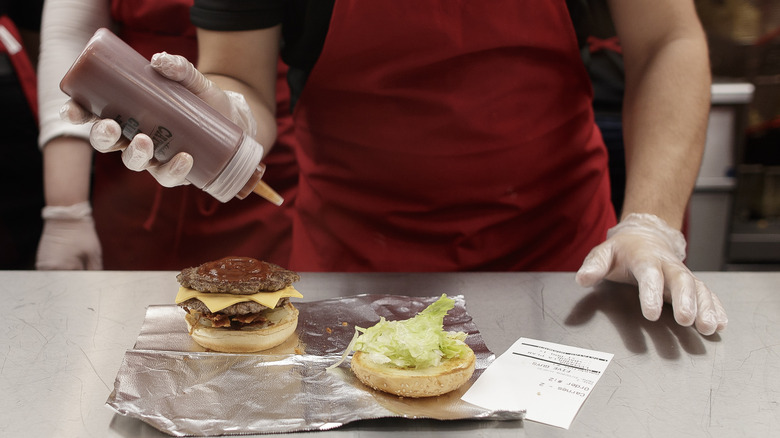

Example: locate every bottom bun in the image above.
[350,348,476,398]
[185,303,299,353]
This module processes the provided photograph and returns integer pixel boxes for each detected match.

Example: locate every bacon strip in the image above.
[188,310,273,329]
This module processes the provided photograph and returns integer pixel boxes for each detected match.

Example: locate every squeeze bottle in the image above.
[60,28,282,205]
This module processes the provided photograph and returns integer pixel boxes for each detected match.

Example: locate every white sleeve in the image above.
[37,0,113,149]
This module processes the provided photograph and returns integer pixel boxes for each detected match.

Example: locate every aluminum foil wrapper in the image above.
[106,294,524,436]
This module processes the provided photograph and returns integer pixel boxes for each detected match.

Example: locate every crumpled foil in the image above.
[106,294,524,436]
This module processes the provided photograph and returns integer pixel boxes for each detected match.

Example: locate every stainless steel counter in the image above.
[1,271,777,437]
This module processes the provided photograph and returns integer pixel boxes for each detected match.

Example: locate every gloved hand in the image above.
[576,213,728,336]
[60,52,258,187]
[35,202,103,270]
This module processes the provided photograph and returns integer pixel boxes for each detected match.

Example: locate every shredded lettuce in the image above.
[351,294,470,369]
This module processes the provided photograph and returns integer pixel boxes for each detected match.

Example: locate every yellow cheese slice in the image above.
[175,285,303,313]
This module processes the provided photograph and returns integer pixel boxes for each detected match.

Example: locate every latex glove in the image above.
[60,52,257,187]
[576,213,728,336]
[36,202,103,270]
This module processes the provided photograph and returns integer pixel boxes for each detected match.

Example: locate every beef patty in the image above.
[179,297,290,316]
[177,256,300,294]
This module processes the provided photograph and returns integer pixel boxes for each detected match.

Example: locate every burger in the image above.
[333,294,476,398]
[175,256,303,353]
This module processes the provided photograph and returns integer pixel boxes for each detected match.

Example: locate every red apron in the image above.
[290,0,615,272]
[0,15,37,119]
[91,0,298,270]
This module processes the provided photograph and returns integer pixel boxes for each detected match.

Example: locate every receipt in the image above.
[462,337,613,429]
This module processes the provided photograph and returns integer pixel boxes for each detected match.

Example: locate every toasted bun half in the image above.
[184,304,299,353]
[350,348,476,398]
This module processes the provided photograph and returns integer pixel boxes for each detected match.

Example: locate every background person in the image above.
[0,0,44,269]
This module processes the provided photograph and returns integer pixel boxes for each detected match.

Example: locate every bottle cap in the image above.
[203,134,264,202]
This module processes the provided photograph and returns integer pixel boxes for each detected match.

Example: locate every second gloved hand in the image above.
[35,202,102,270]
[575,213,728,336]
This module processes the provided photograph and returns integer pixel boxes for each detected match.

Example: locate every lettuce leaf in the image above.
[352,294,470,369]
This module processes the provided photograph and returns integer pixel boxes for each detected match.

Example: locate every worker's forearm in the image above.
[620,34,711,230]
[42,136,94,206]
[196,27,281,157]
[206,74,278,155]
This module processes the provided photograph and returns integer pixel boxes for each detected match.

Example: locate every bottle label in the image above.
[115,115,175,160]
[119,116,141,139]
[151,126,174,158]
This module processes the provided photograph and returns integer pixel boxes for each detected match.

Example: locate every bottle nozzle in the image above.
[253,180,284,206]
